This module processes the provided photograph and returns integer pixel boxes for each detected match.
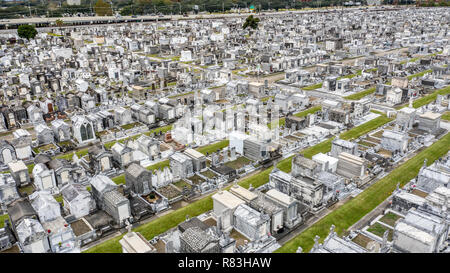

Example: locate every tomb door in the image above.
[8,113,15,126]
[42,175,54,190]
[2,149,12,164]
[61,171,69,184]
[101,157,110,171]
[19,171,26,183]
[47,103,53,113]
[59,130,65,141]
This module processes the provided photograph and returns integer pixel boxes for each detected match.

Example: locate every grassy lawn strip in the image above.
[47,32,64,37]
[303,82,323,91]
[442,111,450,121]
[195,140,229,155]
[344,87,376,100]
[337,70,362,80]
[302,138,335,159]
[56,148,89,160]
[367,222,393,241]
[379,212,402,227]
[411,85,450,109]
[261,96,274,102]
[224,156,251,170]
[407,69,432,80]
[146,160,170,172]
[0,214,10,228]
[275,132,450,253]
[53,194,63,204]
[173,180,192,189]
[120,122,141,130]
[168,91,194,98]
[340,115,392,141]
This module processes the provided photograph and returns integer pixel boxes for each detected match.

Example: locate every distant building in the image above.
[67,0,81,6]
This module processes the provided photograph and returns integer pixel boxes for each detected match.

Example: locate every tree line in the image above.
[0,0,447,19]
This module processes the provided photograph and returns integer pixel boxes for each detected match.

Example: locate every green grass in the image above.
[302,138,335,159]
[201,170,217,179]
[27,164,35,174]
[146,160,170,172]
[56,148,89,161]
[47,32,63,37]
[276,132,450,253]
[173,180,192,190]
[195,140,229,155]
[379,212,402,227]
[303,82,323,91]
[269,117,286,128]
[367,222,393,241]
[120,122,141,130]
[224,156,251,170]
[442,111,450,121]
[407,69,432,80]
[0,214,10,228]
[340,115,393,141]
[18,184,35,195]
[337,70,362,80]
[294,106,322,119]
[112,175,125,185]
[261,96,274,102]
[53,194,63,204]
[411,85,450,109]
[344,87,376,100]
[168,91,194,98]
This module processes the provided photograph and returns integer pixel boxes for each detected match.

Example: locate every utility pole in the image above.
[222,1,225,13]
[28,1,32,17]
[179,2,181,14]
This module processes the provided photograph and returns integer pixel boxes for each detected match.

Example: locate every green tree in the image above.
[17,24,38,40]
[94,0,113,16]
[242,15,260,31]
[55,19,64,29]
